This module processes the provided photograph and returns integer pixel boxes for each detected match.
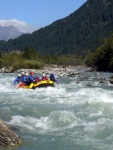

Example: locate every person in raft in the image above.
[41,73,48,81]
[22,71,35,88]
[21,72,25,82]
[28,71,36,83]
[34,72,41,82]
[13,74,22,85]
[21,72,30,85]
[50,74,57,82]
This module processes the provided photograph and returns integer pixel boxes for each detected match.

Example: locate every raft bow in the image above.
[23,80,54,89]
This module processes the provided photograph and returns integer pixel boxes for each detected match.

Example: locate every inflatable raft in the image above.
[18,80,55,89]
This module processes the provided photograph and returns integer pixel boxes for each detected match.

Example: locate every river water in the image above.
[0,71,113,150]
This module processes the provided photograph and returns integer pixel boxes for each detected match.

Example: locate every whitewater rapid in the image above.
[0,72,113,150]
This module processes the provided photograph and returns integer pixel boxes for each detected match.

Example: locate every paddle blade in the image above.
[18,82,25,88]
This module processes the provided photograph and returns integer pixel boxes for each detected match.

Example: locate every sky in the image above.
[0,0,87,33]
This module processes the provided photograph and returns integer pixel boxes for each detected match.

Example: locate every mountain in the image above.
[0,0,113,55]
[0,25,23,41]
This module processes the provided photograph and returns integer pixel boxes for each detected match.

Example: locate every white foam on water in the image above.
[1,74,113,108]
[88,111,103,118]
[1,72,113,150]
[8,110,82,134]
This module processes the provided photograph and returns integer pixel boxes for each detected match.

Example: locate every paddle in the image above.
[16,82,25,88]
[56,81,59,86]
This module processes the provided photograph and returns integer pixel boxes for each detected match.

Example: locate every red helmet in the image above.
[30,71,34,75]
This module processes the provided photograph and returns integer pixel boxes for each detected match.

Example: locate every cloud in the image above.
[0,19,38,33]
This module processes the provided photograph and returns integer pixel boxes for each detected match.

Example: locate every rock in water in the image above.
[0,119,22,147]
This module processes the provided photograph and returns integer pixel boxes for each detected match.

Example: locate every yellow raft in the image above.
[23,80,55,89]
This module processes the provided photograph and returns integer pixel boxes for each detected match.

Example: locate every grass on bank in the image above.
[0,51,85,71]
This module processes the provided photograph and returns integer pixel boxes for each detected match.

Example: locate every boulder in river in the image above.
[0,119,22,147]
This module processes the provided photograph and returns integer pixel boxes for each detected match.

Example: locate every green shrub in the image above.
[12,60,44,71]
[57,54,84,66]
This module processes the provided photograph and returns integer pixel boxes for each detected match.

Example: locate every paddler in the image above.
[41,73,48,81]
[50,74,57,82]
[13,74,22,85]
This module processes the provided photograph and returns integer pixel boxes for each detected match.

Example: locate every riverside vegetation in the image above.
[1,34,113,72]
[85,34,113,72]
[0,45,84,72]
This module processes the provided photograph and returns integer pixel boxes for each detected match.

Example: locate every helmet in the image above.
[43,74,45,77]
[26,73,29,76]
[22,72,25,75]
[18,74,21,77]
[30,71,34,75]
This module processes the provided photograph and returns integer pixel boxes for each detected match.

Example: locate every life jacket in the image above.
[50,74,56,82]
[41,76,48,81]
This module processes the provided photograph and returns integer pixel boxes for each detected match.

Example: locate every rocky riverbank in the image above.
[0,119,22,147]
[0,65,90,76]
[15,65,91,77]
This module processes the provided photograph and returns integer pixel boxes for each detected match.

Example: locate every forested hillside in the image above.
[0,0,113,55]
[85,34,113,71]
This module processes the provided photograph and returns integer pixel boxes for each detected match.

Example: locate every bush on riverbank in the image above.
[12,60,44,71]
[85,34,113,71]
[0,46,85,71]
[57,54,84,66]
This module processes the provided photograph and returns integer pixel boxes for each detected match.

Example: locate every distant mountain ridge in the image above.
[0,0,113,55]
[0,25,23,41]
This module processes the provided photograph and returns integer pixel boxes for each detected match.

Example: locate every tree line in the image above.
[85,34,113,72]
[1,34,113,72]
[0,46,84,71]
[0,0,113,56]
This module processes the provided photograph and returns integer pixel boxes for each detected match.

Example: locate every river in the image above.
[0,71,113,150]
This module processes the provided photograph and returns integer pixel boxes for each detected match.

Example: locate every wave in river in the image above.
[0,72,113,150]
